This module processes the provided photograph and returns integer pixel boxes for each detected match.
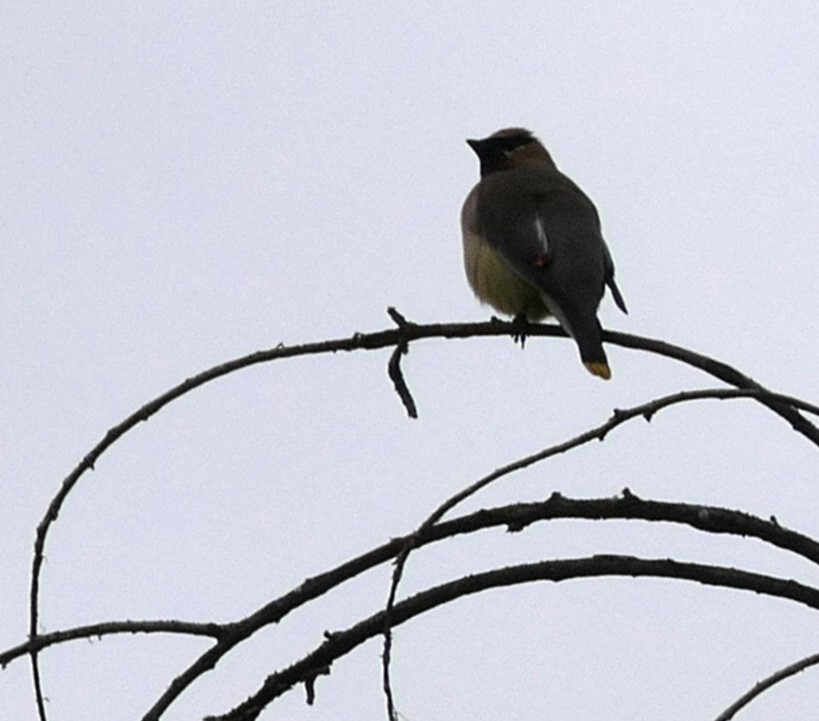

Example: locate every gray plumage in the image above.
[462,128,627,378]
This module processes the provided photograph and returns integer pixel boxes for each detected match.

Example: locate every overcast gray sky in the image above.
[3,3,819,720]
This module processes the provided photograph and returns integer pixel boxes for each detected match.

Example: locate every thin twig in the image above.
[387,342,417,419]
[6,493,818,716]
[386,307,418,417]
[380,386,819,720]
[713,651,819,721]
[140,492,819,720]
[24,318,819,718]
[211,556,819,721]
[0,620,223,668]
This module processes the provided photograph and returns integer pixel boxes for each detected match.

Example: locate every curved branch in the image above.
[5,494,817,713]
[381,386,819,718]
[602,328,819,443]
[388,387,819,572]
[6,499,819,676]
[0,620,223,669]
[208,555,819,721]
[26,318,819,718]
[133,493,818,719]
[714,651,819,720]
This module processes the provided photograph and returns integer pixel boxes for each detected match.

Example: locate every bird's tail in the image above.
[545,298,613,380]
[584,359,611,380]
[573,318,611,380]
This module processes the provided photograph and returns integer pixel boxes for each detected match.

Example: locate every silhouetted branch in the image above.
[714,650,819,721]
[6,493,819,716]
[8,495,819,673]
[208,556,819,721]
[138,492,819,719]
[386,308,417,418]
[380,386,819,718]
[23,317,819,720]
[0,620,223,669]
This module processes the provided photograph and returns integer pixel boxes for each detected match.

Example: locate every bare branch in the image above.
[381,386,819,717]
[135,493,819,720]
[714,651,819,721]
[208,556,819,721]
[24,318,819,718]
[6,493,817,715]
[0,620,223,669]
[386,308,419,417]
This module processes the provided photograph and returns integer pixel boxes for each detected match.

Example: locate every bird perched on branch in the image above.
[461,127,628,379]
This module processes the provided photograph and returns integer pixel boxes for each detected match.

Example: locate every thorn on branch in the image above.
[506,518,527,533]
[386,307,411,328]
[611,407,628,421]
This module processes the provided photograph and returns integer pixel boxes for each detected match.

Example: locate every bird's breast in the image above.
[462,227,550,321]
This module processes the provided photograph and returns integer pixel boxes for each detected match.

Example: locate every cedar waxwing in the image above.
[461,127,627,379]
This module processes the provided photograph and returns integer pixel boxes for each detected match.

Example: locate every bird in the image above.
[461,127,627,379]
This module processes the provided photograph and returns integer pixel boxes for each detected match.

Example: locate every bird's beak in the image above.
[466,138,484,158]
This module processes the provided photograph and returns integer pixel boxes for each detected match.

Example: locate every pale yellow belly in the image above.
[462,229,550,321]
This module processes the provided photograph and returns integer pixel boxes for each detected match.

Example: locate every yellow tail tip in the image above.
[584,362,612,380]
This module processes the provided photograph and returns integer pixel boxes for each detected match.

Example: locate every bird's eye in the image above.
[500,136,532,155]
[503,145,525,158]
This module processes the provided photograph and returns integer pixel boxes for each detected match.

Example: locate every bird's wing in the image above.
[479,173,597,293]
[602,241,628,314]
[481,171,628,317]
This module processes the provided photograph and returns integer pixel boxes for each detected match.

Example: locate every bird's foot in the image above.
[511,313,529,348]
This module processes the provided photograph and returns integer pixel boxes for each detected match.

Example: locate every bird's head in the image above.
[466,128,555,175]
